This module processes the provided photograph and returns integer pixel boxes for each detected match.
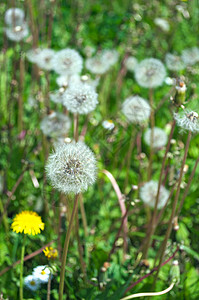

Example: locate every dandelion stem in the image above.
[124,130,135,191]
[19,235,26,300]
[59,194,79,300]
[147,88,155,180]
[47,273,52,300]
[74,113,79,142]
[153,130,192,286]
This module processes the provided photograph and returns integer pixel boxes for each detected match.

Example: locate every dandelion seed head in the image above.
[165,53,185,71]
[122,95,151,124]
[46,142,97,194]
[100,49,119,66]
[144,127,168,148]
[33,265,50,283]
[86,55,110,75]
[182,47,199,65]
[40,112,71,138]
[24,275,40,291]
[62,84,98,115]
[140,180,169,209]
[124,56,138,72]
[5,22,29,42]
[52,49,83,75]
[5,8,25,26]
[26,48,42,63]
[154,18,170,32]
[35,48,55,70]
[135,58,166,88]
[174,110,199,133]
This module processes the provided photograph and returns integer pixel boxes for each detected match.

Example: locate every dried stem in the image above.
[147,88,155,180]
[74,113,79,142]
[47,273,52,300]
[124,130,135,190]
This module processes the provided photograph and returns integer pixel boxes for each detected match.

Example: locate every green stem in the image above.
[19,235,26,300]
[147,88,155,180]
[59,194,79,300]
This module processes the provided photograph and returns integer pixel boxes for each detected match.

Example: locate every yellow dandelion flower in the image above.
[43,246,58,259]
[11,211,45,236]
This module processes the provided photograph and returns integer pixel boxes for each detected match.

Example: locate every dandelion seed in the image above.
[11,211,45,236]
[52,49,83,75]
[5,8,25,26]
[40,112,71,138]
[33,265,50,283]
[24,275,40,291]
[165,53,185,71]
[181,47,199,65]
[140,180,169,209]
[62,84,98,115]
[135,58,166,88]
[144,127,168,148]
[154,18,170,32]
[124,56,138,72]
[174,110,199,133]
[46,141,97,194]
[122,95,151,124]
[5,22,29,42]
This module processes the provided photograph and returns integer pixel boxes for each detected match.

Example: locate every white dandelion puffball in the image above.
[122,95,151,124]
[124,56,138,72]
[5,22,29,42]
[52,48,83,75]
[144,127,168,148]
[181,47,199,65]
[140,180,169,209]
[5,8,25,26]
[46,142,97,194]
[102,120,115,130]
[154,18,170,32]
[86,55,110,75]
[26,48,42,63]
[68,74,99,90]
[62,84,98,115]
[24,275,40,291]
[36,48,55,70]
[33,265,50,283]
[135,58,166,88]
[174,110,199,133]
[49,87,66,104]
[165,53,185,71]
[100,49,119,66]
[40,112,71,138]
[56,75,69,87]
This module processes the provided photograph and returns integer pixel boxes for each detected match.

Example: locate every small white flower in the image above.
[122,95,151,124]
[144,127,168,148]
[174,110,199,133]
[24,275,40,291]
[52,49,83,75]
[181,47,199,65]
[33,265,50,283]
[135,58,166,88]
[26,48,42,63]
[102,120,115,130]
[5,8,25,26]
[36,48,55,70]
[5,22,29,42]
[62,84,98,115]
[154,18,170,32]
[86,55,110,75]
[124,56,138,72]
[100,49,119,66]
[46,142,97,194]
[165,77,176,86]
[40,112,71,138]
[165,53,185,71]
[140,180,169,209]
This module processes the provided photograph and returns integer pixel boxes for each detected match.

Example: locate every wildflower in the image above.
[24,275,40,291]
[40,112,71,138]
[11,211,44,235]
[86,55,110,75]
[140,180,169,209]
[181,47,199,65]
[102,120,115,130]
[165,53,185,71]
[5,8,25,26]
[26,48,42,64]
[124,56,138,72]
[35,48,55,70]
[122,95,151,124]
[52,49,83,75]
[43,246,58,260]
[46,141,97,194]
[135,58,166,88]
[33,265,50,283]
[100,49,119,66]
[144,127,168,148]
[62,84,98,115]
[154,18,170,32]
[5,22,29,42]
[174,110,199,133]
